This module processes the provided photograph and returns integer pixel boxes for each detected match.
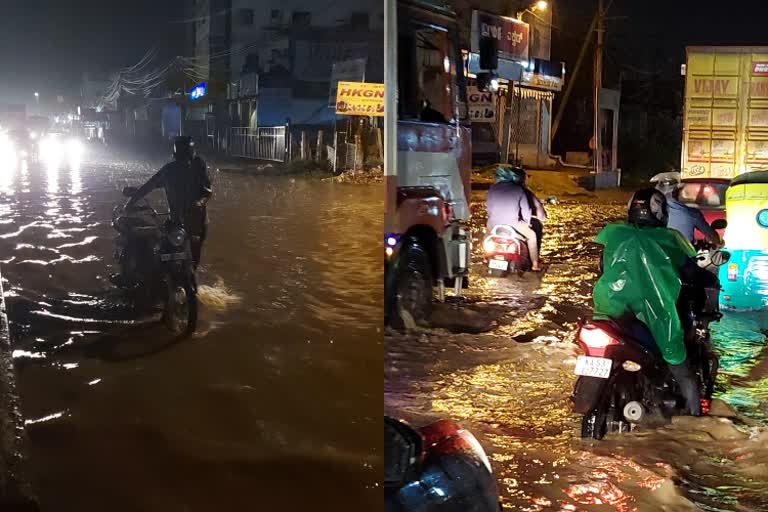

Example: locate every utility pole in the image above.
[551,12,598,140]
[593,0,604,173]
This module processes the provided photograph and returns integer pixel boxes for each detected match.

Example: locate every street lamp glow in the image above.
[535,1,548,10]
[34,92,39,98]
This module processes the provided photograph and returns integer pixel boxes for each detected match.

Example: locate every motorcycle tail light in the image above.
[579,325,621,349]
[701,398,711,415]
[484,236,514,254]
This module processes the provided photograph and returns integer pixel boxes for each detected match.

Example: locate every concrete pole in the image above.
[593,0,604,173]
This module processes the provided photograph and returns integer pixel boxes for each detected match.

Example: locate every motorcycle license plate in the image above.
[489,259,509,271]
[160,252,188,262]
[574,356,612,379]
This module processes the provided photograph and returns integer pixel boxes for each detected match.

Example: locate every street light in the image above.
[517,1,547,19]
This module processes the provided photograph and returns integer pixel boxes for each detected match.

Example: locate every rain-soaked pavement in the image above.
[385,191,768,511]
[0,145,382,510]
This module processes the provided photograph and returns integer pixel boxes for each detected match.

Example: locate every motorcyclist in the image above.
[127,136,212,268]
[592,188,702,415]
[486,166,544,271]
[651,171,721,246]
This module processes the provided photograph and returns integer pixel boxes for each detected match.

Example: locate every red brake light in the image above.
[579,326,620,348]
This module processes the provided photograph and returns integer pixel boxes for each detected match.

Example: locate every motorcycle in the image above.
[111,186,198,335]
[483,222,542,277]
[385,416,500,511]
[571,248,730,440]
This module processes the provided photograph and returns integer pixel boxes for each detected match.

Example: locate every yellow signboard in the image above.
[335,81,384,116]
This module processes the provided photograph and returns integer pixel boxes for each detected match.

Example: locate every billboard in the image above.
[470,10,529,62]
[329,58,367,108]
[682,48,768,178]
[335,81,384,116]
[467,86,496,123]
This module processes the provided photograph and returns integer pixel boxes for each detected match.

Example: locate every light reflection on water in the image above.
[386,197,768,511]
[0,148,382,510]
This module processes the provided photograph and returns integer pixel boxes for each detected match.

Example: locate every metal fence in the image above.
[332,131,359,173]
[229,126,287,162]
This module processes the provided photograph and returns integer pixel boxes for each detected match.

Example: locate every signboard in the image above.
[335,81,384,116]
[467,86,496,122]
[754,62,768,75]
[329,58,367,107]
[470,10,529,62]
[190,82,207,101]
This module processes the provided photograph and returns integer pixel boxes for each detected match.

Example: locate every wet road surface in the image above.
[0,146,382,510]
[385,193,768,511]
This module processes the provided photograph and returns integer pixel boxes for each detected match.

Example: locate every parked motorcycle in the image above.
[571,248,730,440]
[385,416,500,511]
[111,186,198,335]
[483,224,533,277]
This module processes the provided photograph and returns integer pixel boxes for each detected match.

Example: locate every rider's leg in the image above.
[514,223,540,269]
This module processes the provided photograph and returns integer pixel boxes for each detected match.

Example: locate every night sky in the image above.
[1,0,767,109]
[0,0,183,106]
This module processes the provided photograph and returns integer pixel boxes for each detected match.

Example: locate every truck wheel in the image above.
[395,244,432,328]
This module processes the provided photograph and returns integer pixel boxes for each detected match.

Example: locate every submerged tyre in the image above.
[488,268,507,278]
[394,244,432,328]
[164,274,198,336]
[581,407,608,440]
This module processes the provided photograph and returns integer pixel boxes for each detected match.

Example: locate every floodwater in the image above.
[0,146,382,510]
[385,193,768,511]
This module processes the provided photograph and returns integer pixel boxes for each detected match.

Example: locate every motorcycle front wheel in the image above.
[164,272,198,336]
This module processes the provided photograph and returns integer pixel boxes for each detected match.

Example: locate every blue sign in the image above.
[190,82,207,101]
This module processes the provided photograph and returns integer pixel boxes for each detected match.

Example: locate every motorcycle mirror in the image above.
[122,186,138,197]
[711,250,731,266]
[384,417,421,488]
[711,219,727,230]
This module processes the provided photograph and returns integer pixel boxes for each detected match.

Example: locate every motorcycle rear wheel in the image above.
[164,274,198,336]
[581,407,608,440]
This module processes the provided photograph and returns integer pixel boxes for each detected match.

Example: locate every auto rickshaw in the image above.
[720,170,768,310]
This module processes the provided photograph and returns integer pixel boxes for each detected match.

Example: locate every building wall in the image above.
[228,0,383,127]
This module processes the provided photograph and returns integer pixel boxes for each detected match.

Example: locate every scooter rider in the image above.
[651,171,721,246]
[127,136,212,268]
[592,188,702,415]
[486,166,544,271]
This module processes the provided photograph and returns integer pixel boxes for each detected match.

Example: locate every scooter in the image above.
[385,416,501,511]
[482,224,534,277]
[111,186,198,335]
[571,249,730,440]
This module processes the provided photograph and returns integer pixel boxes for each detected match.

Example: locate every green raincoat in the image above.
[592,222,696,365]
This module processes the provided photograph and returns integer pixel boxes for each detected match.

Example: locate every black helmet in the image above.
[173,136,194,161]
[627,188,668,228]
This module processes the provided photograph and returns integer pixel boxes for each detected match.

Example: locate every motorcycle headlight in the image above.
[168,228,186,247]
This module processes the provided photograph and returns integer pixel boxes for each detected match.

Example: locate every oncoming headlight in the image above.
[758,209,768,228]
[168,228,186,247]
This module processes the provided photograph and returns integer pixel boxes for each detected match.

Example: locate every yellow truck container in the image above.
[682,47,768,179]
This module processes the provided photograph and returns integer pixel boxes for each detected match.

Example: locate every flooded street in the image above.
[385,192,768,511]
[0,147,382,510]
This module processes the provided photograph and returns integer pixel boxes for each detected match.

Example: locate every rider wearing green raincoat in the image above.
[592,188,700,414]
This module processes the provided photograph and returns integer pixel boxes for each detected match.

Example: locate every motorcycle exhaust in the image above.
[623,401,646,423]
